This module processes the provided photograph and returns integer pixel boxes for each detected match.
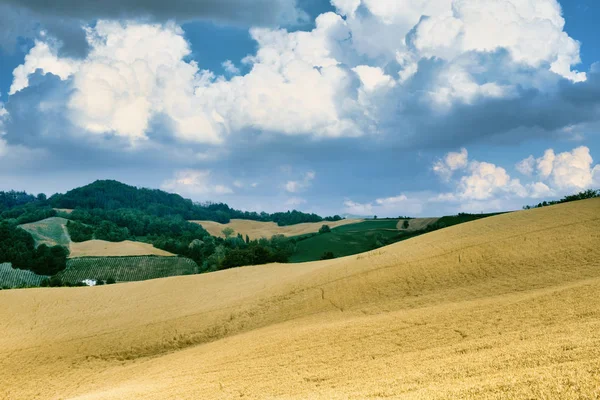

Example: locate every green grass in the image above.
[289,214,504,263]
[289,220,404,263]
[19,217,71,248]
[0,263,48,288]
[56,256,198,284]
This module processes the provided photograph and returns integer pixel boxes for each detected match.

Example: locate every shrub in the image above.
[106,277,116,284]
[402,220,410,229]
[319,225,331,234]
[320,251,335,260]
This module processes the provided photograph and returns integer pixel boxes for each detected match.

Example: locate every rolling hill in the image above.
[191,218,362,240]
[0,199,598,399]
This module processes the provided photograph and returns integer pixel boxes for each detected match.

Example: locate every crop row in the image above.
[0,263,48,288]
[56,256,198,283]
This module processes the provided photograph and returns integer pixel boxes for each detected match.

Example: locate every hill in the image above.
[49,179,340,226]
[0,199,598,399]
[192,218,362,240]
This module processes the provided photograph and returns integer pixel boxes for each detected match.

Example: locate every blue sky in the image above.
[0,0,599,217]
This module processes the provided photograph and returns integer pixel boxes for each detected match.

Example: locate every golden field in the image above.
[191,218,362,240]
[69,240,176,258]
[1,199,599,399]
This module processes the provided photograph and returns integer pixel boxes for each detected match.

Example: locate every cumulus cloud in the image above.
[534,147,598,191]
[516,155,535,177]
[222,60,240,75]
[161,170,233,197]
[433,148,468,181]
[285,171,315,193]
[436,146,600,207]
[7,0,598,149]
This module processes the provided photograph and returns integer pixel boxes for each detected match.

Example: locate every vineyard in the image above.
[0,263,48,288]
[56,256,198,283]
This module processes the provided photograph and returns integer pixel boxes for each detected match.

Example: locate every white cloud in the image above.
[516,155,535,176]
[161,170,233,197]
[434,146,599,207]
[534,146,597,191]
[343,200,373,215]
[222,60,240,75]
[433,148,468,181]
[285,170,316,193]
[353,65,394,92]
[233,180,244,188]
[457,161,526,201]
[10,40,80,95]
[330,0,361,17]
[344,194,423,216]
[5,0,588,146]
[285,197,307,207]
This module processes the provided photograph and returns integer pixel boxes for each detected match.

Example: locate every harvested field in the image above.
[1,199,599,399]
[69,240,175,258]
[192,218,362,240]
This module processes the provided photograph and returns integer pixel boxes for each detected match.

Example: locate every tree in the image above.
[373,215,378,220]
[245,234,250,244]
[319,225,331,234]
[106,277,116,284]
[402,220,410,229]
[222,227,235,239]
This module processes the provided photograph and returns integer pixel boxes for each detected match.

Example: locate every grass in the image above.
[19,217,71,248]
[289,214,501,263]
[0,199,598,399]
[56,256,198,284]
[289,219,405,262]
[0,263,48,288]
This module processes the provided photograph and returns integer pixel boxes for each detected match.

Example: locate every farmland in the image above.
[0,199,598,399]
[19,217,71,248]
[289,219,405,262]
[56,256,198,283]
[0,263,48,288]
[69,240,176,258]
[192,218,362,240]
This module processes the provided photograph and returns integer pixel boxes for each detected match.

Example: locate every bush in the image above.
[402,220,410,229]
[320,251,335,260]
[96,279,105,286]
[106,277,116,284]
[319,225,331,234]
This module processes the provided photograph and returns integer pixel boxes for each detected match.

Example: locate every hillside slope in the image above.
[0,199,599,399]
[192,218,362,240]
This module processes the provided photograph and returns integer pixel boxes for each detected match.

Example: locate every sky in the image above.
[0,0,599,217]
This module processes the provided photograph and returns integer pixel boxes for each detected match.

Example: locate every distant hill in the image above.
[49,180,341,226]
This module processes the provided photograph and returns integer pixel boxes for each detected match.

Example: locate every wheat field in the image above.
[1,199,599,399]
[191,218,362,240]
[69,240,175,257]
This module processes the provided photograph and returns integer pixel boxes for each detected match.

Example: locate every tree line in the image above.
[49,180,341,226]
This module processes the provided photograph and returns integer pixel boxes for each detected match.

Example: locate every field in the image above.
[0,263,48,288]
[56,256,198,283]
[397,217,439,231]
[0,199,599,399]
[70,240,176,258]
[192,218,362,240]
[19,217,71,248]
[290,219,405,262]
